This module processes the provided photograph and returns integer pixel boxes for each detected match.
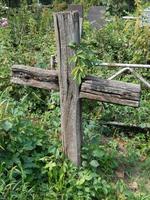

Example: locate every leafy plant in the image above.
[70,42,101,84]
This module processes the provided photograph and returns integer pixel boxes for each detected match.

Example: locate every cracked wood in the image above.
[54,11,82,166]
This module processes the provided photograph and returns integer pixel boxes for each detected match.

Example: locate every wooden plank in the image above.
[11,65,141,107]
[81,83,140,100]
[68,4,83,37]
[80,76,141,107]
[80,92,139,107]
[84,76,140,93]
[12,65,58,81]
[54,11,82,166]
[11,77,59,90]
[11,65,59,90]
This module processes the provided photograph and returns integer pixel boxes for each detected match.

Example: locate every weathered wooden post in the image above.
[54,11,82,166]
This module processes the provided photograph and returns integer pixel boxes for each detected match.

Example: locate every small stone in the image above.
[129,181,138,191]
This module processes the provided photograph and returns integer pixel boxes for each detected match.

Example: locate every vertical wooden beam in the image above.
[54,11,82,166]
[68,5,83,37]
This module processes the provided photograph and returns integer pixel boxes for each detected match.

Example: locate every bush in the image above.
[92,18,150,64]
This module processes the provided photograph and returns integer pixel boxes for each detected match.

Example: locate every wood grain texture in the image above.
[11,65,141,107]
[67,4,83,37]
[81,76,141,107]
[54,11,82,166]
[11,65,59,90]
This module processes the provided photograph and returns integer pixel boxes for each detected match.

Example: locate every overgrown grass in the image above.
[0,1,150,200]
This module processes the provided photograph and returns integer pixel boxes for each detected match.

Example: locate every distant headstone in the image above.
[142,7,150,26]
[68,4,83,18]
[87,6,106,29]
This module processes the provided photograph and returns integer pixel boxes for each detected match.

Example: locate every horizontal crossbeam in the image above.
[11,65,141,107]
[81,76,141,107]
[11,65,59,90]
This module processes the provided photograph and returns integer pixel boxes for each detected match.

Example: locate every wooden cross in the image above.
[11,11,141,166]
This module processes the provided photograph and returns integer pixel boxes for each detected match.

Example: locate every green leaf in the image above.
[23,142,34,151]
[90,160,100,168]
[2,121,13,132]
[68,42,77,49]
[44,161,56,171]
[93,149,105,158]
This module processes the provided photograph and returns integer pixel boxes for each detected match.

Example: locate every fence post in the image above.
[54,11,82,166]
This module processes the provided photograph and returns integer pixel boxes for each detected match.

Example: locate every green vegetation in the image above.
[0,0,150,199]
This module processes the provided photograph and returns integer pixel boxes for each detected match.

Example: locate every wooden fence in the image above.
[11,11,141,166]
